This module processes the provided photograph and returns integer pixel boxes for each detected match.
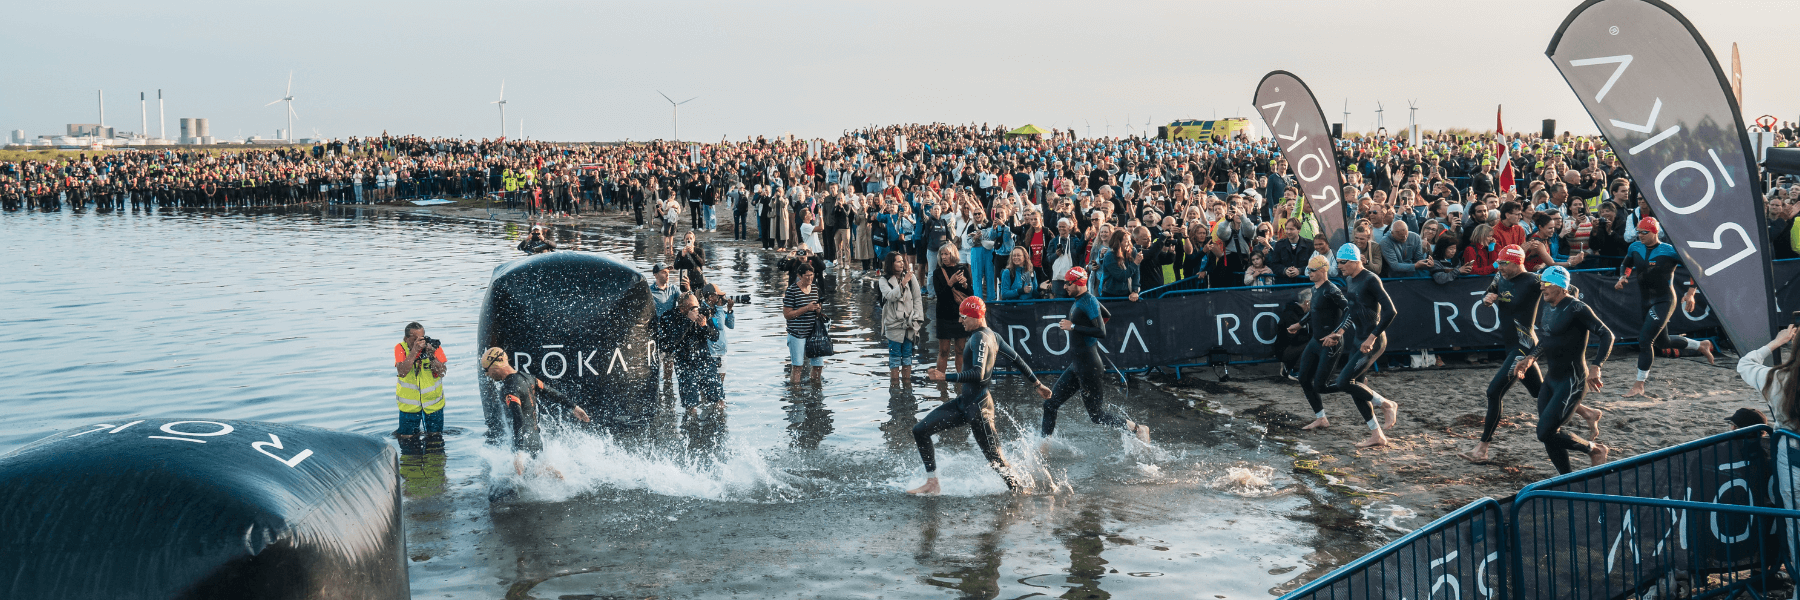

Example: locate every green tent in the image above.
[1006,124,1048,135]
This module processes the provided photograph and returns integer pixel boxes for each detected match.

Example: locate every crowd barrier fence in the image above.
[1279,426,1800,600]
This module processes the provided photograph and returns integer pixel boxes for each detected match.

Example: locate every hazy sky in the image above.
[5,0,1794,142]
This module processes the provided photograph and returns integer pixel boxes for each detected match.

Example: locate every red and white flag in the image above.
[1495,105,1515,196]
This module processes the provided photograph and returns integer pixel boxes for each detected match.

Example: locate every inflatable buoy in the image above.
[477,252,661,434]
[0,418,406,600]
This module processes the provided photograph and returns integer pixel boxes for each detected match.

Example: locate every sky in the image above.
[3,0,1794,143]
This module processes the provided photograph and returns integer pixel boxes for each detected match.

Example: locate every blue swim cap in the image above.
[1336,243,1362,262]
[1542,266,1571,289]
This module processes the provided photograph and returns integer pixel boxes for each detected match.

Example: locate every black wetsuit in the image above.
[1529,290,1614,473]
[1329,269,1396,428]
[1041,291,1132,436]
[1296,279,1349,418]
[1481,270,1544,443]
[499,372,576,457]
[913,327,1042,489]
[1622,240,1699,373]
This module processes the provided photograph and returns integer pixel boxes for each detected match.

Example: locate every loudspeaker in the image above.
[1542,119,1556,139]
[1332,123,1344,138]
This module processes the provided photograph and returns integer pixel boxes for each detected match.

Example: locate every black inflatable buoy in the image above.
[477,252,661,435]
[0,418,407,600]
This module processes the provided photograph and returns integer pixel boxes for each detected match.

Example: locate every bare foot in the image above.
[906,477,941,495]
[1380,400,1400,429]
[1699,340,1716,365]
[1130,422,1152,443]
[541,464,565,480]
[1302,417,1331,430]
[1461,442,1492,462]
[1577,406,1603,441]
[1588,443,1610,466]
[1622,381,1646,398]
[1355,430,1390,449]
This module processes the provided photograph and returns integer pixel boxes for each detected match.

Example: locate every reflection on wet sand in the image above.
[784,387,834,450]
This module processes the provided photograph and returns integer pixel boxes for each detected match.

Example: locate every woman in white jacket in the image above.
[878,252,925,385]
[1738,324,1800,563]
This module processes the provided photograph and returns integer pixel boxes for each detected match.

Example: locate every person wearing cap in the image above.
[1040,266,1152,445]
[649,263,680,317]
[1291,254,1350,431]
[518,225,556,255]
[1323,242,1401,448]
[480,347,591,479]
[906,296,1051,495]
[394,322,449,439]
[1462,245,1599,462]
[652,292,721,413]
[1515,266,1613,474]
[1614,216,1714,398]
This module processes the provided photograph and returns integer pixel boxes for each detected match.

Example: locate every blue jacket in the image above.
[1001,268,1037,300]
[707,306,735,357]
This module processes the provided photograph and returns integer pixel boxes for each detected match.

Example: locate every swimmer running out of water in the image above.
[482,347,591,479]
[1292,254,1348,431]
[908,296,1052,495]
[1039,267,1151,444]
[1322,244,1400,448]
[1613,217,1715,398]
[1517,267,1612,473]
[1465,245,1601,462]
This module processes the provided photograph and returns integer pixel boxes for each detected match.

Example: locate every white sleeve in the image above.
[1739,345,1775,398]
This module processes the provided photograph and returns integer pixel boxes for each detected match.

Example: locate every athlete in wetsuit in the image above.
[1292,254,1349,431]
[481,347,591,478]
[1518,267,1613,473]
[1039,267,1151,444]
[1614,217,1714,397]
[908,296,1052,495]
[1324,243,1400,448]
[1463,247,1607,462]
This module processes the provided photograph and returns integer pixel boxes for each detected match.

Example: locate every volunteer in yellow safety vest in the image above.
[394,321,448,438]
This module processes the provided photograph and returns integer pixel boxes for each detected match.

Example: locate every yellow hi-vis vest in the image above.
[395,343,446,413]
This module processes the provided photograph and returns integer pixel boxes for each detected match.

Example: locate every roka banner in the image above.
[1255,72,1350,247]
[990,261,1800,372]
[1547,0,1776,351]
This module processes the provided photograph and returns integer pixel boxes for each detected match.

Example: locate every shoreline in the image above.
[359,198,1770,515]
[343,198,1769,588]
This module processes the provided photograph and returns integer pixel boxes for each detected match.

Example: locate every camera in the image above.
[421,336,441,350]
[729,294,752,304]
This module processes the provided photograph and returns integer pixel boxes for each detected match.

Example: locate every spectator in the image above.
[781,262,825,384]
[878,252,926,385]
[1000,247,1039,300]
[931,243,973,374]
[1462,224,1500,276]
[1269,219,1311,285]
[654,292,720,412]
[1097,229,1141,300]
[1243,251,1276,287]
[1380,220,1429,278]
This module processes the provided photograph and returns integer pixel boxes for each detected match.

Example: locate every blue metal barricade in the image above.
[1280,498,1509,600]
[1509,425,1780,599]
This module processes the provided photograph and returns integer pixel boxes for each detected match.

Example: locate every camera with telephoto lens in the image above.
[421,336,441,352]
[729,294,752,305]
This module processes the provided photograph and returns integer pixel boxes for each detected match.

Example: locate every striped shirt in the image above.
[784,283,819,338]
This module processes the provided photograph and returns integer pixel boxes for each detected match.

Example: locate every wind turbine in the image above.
[1406,99,1420,146]
[264,71,297,141]
[1104,117,1111,139]
[1083,119,1090,139]
[1125,114,1132,138]
[1374,101,1386,136]
[657,91,697,141]
[490,81,507,139]
[1342,99,1351,136]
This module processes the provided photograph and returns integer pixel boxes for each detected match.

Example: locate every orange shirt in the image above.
[1493,222,1527,250]
[395,343,448,366]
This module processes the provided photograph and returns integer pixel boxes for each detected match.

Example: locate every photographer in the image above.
[517,225,556,255]
[654,292,721,411]
[393,322,448,439]
[776,244,828,285]
[701,283,737,405]
[671,230,708,292]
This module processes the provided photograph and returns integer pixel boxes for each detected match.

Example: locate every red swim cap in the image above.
[1064,266,1089,286]
[959,295,987,319]
[1638,216,1660,235]
[1498,244,1526,264]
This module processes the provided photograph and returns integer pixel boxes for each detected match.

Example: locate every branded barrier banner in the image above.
[1511,426,1780,598]
[1548,0,1776,352]
[1282,499,1509,600]
[990,261,1800,372]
